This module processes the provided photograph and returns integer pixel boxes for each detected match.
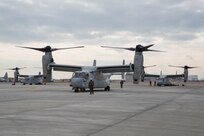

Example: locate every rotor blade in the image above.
[8,67,26,70]
[51,46,84,51]
[101,46,135,51]
[187,66,199,69]
[143,44,154,49]
[168,65,184,68]
[142,44,165,52]
[16,46,45,52]
[145,49,164,52]
[144,65,156,68]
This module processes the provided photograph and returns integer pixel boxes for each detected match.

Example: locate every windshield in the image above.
[72,72,89,79]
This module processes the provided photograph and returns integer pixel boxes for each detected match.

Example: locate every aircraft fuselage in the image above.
[70,66,111,92]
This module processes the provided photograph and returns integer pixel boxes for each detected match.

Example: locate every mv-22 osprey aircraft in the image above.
[144,65,198,86]
[47,44,161,92]
[17,44,160,91]
[9,67,43,85]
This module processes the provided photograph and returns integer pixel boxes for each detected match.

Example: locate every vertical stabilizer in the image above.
[4,72,9,82]
[160,71,162,77]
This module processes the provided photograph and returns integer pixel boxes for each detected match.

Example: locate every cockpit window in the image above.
[72,72,89,79]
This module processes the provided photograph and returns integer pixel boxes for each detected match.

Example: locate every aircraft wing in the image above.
[166,74,184,78]
[19,74,43,78]
[97,65,131,73]
[49,64,82,72]
[33,75,43,78]
[18,75,29,78]
[144,73,160,78]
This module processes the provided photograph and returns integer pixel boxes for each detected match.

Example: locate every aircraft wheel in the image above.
[105,86,110,91]
[107,86,110,91]
[74,88,79,92]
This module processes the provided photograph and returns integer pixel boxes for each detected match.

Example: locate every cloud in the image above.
[0,0,204,44]
[0,0,204,79]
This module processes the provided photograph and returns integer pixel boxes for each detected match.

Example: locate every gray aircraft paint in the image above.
[42,51,53,82]
[184,68,188,82]
[133,51,143,84]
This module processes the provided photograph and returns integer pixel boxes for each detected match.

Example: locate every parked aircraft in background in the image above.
[9,67,26,83]
[168,65,199,82]
[9,67,43,85]
[19,72,43,85]
[0,72,9,82]
[143,69,184,86]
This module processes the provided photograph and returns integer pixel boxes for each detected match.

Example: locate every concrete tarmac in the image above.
[0,82,204,136]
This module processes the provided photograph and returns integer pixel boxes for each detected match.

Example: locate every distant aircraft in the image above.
[9,67,43,85]
[8,67,26,83]
[144,64,198,86]
[141,70,181,86]
[19,72,43,85]
[168,65,199,82]
[17,45,84,82]
[0,72,9,82]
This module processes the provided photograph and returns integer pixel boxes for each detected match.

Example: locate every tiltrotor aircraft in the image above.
[19,72,43,85]
[17,45,84,82]
[48,44,159,92]
[143,65,198,86]
[49,60,130,92]
[9,67,43,85]
[144,70,183,86]
[8,67,26,83]
[168,65,198,82]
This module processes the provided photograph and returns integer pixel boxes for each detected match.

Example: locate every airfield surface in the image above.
[0,82,204,136]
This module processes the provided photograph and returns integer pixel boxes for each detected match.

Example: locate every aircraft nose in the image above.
[71,78,85,88]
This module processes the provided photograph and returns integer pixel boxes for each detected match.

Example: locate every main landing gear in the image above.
[105,86,110,91]
[74,88,86,92]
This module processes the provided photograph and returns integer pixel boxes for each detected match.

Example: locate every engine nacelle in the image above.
[133,53,143,84]
[42,54,54,82]
[184,69,188,82]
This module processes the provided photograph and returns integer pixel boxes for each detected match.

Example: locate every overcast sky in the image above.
[0,0,204,79]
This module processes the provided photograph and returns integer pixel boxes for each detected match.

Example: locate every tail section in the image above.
[160,71,162,77]
[3,72,9,82]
